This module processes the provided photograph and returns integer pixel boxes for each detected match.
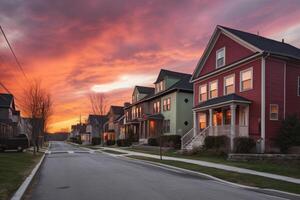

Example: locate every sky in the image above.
[1,0,300,132]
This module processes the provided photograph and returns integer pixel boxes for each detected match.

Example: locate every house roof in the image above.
[135,86,155,95]
[88,114,108,125]
[0,93,14,108]
[110,106,124,115]
[220,26,300,59]
[194,94,251,110]
[154,69,192,84]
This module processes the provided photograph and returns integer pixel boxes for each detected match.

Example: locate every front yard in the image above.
[122,146,300,179]
[0,152,42,200]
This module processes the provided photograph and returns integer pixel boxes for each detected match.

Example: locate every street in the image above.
[25,142,294,200]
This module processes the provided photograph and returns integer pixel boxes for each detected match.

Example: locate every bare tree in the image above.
[21,80,53,155]
[89,92,107,115]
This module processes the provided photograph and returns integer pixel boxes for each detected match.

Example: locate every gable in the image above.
[198,33,254,77]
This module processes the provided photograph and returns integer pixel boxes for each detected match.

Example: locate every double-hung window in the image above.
[270,104,279,120]
[216,47,225,68]
[163,98,171,111]
[163,120,170,133]
[153,101,160,113]
[199,84,207,102]
[209,80,218,99]
[224,74,235,95]
[240,68,253,91]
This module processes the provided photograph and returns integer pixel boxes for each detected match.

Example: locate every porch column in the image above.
[193,111,197,136]
[230,104,237,152]
[209,108,213,135]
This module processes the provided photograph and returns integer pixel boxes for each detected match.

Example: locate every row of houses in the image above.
[0,93,32,144]
[72,25,300,153]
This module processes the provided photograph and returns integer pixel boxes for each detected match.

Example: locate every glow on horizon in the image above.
[91,74,156,93]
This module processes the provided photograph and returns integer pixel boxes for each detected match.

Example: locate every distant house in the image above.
[103,106,124,143]
[0,93,21,139]
[86,114,108,142]
[185,25,300,152]
[124,69,193,144]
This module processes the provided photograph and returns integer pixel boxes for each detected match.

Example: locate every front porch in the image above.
[192,94,251,151]
[139,114,164,144]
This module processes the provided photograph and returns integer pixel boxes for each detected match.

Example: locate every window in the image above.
[156,81,165,93]
[216,47,225,68]
[163,98,171,111]
[270,104,279,120]
[163,120,170,133]
[139,107,142,117]
[298,76,300,96]
[198,113,206,129]
[199,84,207,102]
[132,108,135,119]
[153,101,160,113]
[184,98,189,103]
[209,80,218,99]
[240,68,253,91]
[224,74,235,95]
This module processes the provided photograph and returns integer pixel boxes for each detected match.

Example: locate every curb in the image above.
[121,155,300,199]
[11,143,49,200]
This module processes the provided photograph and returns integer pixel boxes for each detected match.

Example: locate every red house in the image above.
[182,25,300,153]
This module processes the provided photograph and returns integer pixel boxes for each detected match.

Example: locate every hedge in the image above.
[91,137,101,145]
[147,135,181,149]
[204,135,228,149]
[234,137,255,153]
[148,138,158,146]
[106,140,115,146]
[117,139,132,147]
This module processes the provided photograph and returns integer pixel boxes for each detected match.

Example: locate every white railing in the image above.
[208,125,248,137]
[181,128,194,149]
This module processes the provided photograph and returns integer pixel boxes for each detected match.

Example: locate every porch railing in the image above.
[181,128,194,149]
[208,125,248,137]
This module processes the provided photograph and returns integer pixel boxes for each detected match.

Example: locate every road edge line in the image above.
[11,146,48,200]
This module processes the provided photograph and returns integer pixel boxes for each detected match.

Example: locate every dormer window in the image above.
[216,47,225,68]
[155,81,165,93]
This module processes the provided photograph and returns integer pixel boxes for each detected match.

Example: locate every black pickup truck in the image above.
[0,134,29,152]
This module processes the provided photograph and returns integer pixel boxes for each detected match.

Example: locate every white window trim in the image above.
[223,74,235,95]
[209,80,218,99]
[270,104,279,121]
[298,76,300,96]
[216,47,226,68]
[240,67,253,92]
[198,84,207,103]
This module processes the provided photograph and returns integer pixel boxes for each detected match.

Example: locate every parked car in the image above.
[0,134,29,152]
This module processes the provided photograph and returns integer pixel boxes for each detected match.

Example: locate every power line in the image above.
[0,25,30,81]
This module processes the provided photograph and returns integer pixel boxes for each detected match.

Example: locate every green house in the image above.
[124,69,193,143]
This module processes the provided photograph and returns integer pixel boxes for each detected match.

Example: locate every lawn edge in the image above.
[124,155,300,198]
[10,151,47,200]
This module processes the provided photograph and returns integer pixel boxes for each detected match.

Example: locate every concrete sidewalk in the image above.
[102,147,300,185]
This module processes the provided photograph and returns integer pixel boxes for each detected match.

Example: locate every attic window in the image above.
[216,47,225,68]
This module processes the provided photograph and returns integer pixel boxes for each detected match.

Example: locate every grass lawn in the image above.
[128,155,300,194]
[101,149,128,155]
[0,152,42,200]
[125,147,300,179]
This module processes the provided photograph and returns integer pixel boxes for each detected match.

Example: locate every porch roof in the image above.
[194,94,251,110]
[142,113,164,120]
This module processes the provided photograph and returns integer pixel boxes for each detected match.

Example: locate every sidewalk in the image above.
[102,147,300,185]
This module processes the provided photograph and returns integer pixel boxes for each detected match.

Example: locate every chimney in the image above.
[282,38,285,43]
[124,102,131,108]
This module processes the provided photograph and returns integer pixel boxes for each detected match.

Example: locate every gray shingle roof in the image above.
[111,106,124,115]
[88,115,108,125]
[195,94,251,109]
[154,69,192,84]
[136,86,155,95]
[220,26,300,59]
[0,93,13,108]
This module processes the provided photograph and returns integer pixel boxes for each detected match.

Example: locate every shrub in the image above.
[91,137,101,145]
[275,114,300,153]
[69,136,82,144]
[117,139,132,147]
[106,140,115,146]
[234,137,255,153]
[148,138,158,146]
[204,135,228,149]
[160,135,181,149]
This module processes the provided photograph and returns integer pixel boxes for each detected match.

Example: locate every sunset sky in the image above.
[1,0,300,132]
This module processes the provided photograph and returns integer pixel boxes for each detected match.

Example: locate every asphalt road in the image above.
[24,141,297,200]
